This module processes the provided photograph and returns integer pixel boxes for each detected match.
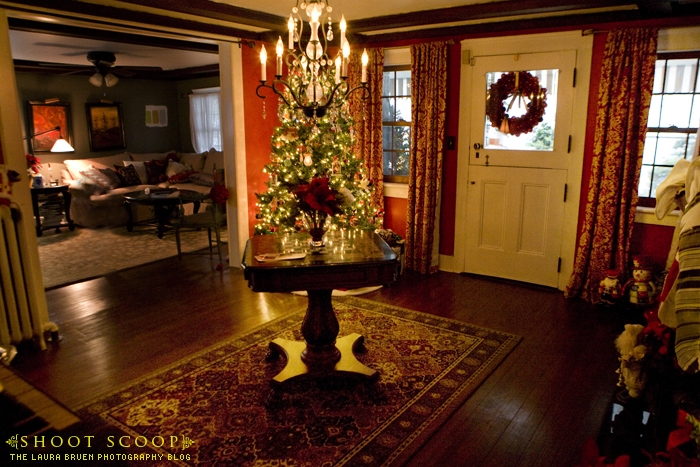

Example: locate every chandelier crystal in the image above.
[256,0,369,119]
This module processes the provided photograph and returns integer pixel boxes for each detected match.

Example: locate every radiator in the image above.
[0,203,57,351]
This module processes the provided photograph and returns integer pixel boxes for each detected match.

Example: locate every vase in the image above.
[302,211,330,251]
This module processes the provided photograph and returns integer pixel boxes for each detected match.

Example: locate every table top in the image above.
[242,231,398,292]
[124,189,208,205]
[30,184,69,194]
[243,231,397,270]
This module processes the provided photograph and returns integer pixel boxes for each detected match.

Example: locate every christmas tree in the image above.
[254,84,382,235]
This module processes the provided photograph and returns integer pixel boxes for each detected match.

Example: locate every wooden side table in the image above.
[30,184,74,237]
[242,231,398,385]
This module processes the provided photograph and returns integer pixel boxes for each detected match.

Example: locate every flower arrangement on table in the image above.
[294,177,346,245]
[26,154,41,176]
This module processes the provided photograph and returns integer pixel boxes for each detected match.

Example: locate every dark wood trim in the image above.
[1,0,264,41]
[349,0,639,34]
[118,0,285,31]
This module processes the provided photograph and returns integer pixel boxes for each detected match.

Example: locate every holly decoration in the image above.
[486,71,547,137]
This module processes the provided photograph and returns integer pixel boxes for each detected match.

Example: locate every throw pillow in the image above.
[203,148,224,175]
[178,152,208,172]
[80,165,116,189]
[189,172,215,187]
[98,167,123,189]
[123,161,148,184]
[114,164,141,186]
[167,170,196,184]
[144,159,168,184]
[165,159,190,178]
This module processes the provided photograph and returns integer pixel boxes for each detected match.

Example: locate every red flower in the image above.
[210,184,229,204]
[295,178,342,216]
[26,154,41,174]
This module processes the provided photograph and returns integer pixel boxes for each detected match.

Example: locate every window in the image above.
[189,87,222,153]
[382,66,411,183]
[638,52,700,206]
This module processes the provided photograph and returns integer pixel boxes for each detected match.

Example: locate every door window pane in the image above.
[483,69,559,151]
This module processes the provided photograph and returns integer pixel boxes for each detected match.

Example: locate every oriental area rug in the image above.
[72,297,520,467]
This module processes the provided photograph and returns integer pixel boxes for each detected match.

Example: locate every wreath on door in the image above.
[486,71,547,137]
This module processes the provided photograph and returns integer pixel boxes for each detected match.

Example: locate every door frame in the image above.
[450,31,593,291]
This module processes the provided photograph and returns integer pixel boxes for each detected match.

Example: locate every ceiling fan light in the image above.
[104,73,119,87]
[89,72,103,87]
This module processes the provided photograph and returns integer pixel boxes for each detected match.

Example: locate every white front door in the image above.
[463,50,576,286]
[463,166,567,287]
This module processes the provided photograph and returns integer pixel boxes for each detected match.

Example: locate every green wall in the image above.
[16,72,218,167]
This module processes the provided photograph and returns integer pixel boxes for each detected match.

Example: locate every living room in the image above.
[1,1,700,466]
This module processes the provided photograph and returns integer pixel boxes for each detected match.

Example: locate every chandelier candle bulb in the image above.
[340,15,346,47]
[361,49,368,83]
[335,56,341,84]
[260,45,267,82]
[276,37,284,76]
[342,40,350,78]
[288,15,294,49]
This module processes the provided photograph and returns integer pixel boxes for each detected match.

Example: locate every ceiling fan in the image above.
[13,50,163,85]
[87,51,119,87]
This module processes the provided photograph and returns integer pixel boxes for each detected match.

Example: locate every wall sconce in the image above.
[25,126,75,152]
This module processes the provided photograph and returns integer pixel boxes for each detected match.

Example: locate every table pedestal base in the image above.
[267,333,378,384]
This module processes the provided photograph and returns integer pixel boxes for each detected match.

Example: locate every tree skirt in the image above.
[69,297,520,467]
[36,226,225,289]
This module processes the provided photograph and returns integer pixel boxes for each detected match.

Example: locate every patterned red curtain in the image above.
[349,48,384,215]
[405,42,447,274]
[565,28,658,302]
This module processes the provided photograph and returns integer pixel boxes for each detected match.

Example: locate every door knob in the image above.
[473,143,482,150]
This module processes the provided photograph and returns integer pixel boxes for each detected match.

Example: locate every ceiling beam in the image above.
[8,18,219,54]
[348,0,639,34]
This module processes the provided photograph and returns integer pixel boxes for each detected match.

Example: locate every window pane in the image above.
[643,133,658,165]
[653,60,666,94]
[383,151,393,176]
[382,126,391,151]
[655,132,688,165]
[395,97,411,121]
[664,59,698,93]
[651,166,673,198]
[483,69,557,151]
[393,126,410,151]
[394,151,409,176]
[690,95,700,129]
[383,72,395,96]
[638,165,653,198]
[687,133,698,159]
[659,94,693,128]
[395,70,411,96]
[648,95,662,127]
[382,98,395,121]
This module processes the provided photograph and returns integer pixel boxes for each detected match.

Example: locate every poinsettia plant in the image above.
[26,154,41,175]
[210,184,229,205]
[294,177,343,216]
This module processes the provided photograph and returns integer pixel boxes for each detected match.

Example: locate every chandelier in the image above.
[256,0,369,119]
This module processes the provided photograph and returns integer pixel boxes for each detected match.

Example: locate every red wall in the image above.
[242,42,279,237]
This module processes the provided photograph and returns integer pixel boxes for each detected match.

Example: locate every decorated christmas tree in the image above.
[254,95,382,235]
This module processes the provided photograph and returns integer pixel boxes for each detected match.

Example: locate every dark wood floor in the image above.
[10,254,628,466]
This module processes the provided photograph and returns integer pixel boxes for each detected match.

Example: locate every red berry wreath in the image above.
[486,71,547,137]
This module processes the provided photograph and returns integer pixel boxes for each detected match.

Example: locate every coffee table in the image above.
[241,231,398,385]
[123,189,207,238]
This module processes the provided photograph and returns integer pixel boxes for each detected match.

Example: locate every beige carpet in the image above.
[37,225,226,289]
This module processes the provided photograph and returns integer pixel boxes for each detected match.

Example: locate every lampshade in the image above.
[50,138,74,153]
[104,73,119,87]
[89,72,103,87]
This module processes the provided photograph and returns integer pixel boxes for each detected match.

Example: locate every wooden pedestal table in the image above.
[241,231,398,385]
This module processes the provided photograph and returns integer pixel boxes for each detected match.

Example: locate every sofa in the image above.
[61,148,224,228]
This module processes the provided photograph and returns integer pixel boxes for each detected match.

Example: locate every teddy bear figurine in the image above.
[624,257,656,306]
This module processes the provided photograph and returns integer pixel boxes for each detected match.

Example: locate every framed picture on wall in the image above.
[27,101,73,153]
[86,102,125,151]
